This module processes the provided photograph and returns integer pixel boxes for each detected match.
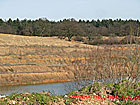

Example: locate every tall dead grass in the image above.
[64,44,140,93]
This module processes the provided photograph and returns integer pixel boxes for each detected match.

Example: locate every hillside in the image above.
[0,34,139,87]
[0,34,95,86]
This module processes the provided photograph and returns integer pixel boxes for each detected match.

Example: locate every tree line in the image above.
[0,18,140,41]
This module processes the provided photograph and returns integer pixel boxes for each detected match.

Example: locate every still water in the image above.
[0,78,119,95]
[0,81,91,95]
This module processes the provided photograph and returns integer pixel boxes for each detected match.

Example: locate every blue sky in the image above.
[0,0,140,21]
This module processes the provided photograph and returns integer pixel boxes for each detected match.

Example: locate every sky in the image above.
[0,0,140,21]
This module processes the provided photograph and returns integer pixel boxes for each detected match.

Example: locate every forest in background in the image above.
[0,18,140,42]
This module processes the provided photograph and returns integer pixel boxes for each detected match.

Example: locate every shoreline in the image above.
[0,79,71,87]
[0,71,74,87]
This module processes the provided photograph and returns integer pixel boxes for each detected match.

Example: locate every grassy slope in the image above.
[0,34,95,86]
[0,34,138,86]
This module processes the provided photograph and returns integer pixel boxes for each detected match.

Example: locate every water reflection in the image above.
[0,82,71,95]
[0,78,120,95]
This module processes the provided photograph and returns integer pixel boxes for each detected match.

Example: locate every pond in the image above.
[0,80,92,95]
[0,78,120,95]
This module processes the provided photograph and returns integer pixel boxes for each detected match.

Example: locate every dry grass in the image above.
[0,34,140,86]
[0,34,93,47]
[0,34,97,86]
[0,71,74,86]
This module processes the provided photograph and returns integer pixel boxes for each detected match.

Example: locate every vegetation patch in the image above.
[0,80,139,104]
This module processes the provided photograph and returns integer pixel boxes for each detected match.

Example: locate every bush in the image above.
[120,35,140,44]
[58,35,66,39]
[88,35,103,41]
[88,37,120,45]
[103,37,120,45]
[88,39,104,45]
[73,36,84,42]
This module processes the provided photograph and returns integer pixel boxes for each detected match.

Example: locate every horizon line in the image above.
[1,17,140,22]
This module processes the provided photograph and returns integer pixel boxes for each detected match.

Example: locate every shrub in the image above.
[58,35,66,39]
[120,35,140,44]
[73,36,84,42]
[103,37,120,45]
[88,37,120,45]
[88,39,104,45]
[88,35,103,41]
[86,36,140,45]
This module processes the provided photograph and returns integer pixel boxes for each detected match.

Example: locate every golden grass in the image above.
[0,71,74,86]
[0,34,139,86]
[0,34,95,86]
